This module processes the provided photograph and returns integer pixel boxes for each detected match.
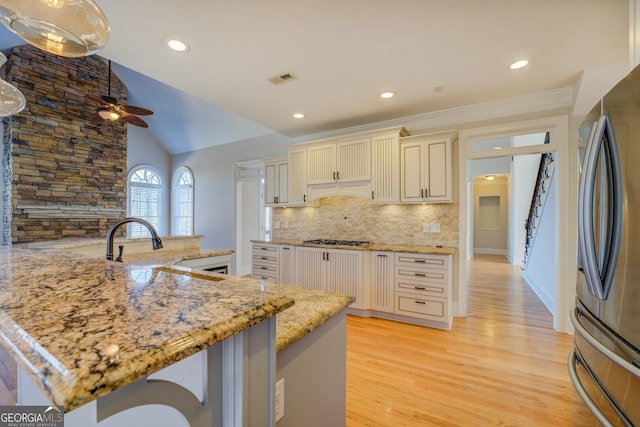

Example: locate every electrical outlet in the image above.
[430,223,441,233]
[422,223,430,233]
[274,221,280,229]
[275,378,284,422]
[283,221,289,230]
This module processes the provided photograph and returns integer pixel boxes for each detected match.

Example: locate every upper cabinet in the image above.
[371,131,407,203]
[288,147,308,206]
[265,157,288,207]
[307,137,371,185]
[400,133,455,203]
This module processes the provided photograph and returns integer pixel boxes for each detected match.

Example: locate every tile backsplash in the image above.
[272,196,458,247]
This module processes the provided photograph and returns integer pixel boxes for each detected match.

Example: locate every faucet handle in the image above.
[115,245,124,262]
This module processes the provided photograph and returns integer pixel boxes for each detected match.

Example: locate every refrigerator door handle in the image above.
[578,115,622,300]
[568,350,616,427]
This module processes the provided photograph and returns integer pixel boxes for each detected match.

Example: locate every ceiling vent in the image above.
[269,73,297,85]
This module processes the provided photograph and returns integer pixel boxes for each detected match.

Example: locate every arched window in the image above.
[172,167,194,236]
[128,166,163,238]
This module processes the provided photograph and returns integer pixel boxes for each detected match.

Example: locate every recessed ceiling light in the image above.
[293,113,305,119]
[485,175,496,181]
[165,38,190,53]
[510,59,529,70]
[380,91,395,99]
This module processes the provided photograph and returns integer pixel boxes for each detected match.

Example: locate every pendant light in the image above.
[0,0,110,58]
[0,52,25,117]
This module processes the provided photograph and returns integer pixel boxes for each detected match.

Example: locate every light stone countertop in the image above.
[252,239,457,256]
[122,247,234,266]
[0,247,295,412]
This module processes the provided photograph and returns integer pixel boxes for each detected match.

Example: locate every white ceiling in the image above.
[0,0,629,154]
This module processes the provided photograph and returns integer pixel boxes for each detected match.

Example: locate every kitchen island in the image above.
[0,245,353,426]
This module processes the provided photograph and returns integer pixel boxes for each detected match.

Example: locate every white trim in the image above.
[457,115,571,333]
[127,165,164,236]
[171,166,195,236]
[473,248,507,256]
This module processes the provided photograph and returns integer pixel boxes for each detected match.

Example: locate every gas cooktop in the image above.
[302,239,371,247]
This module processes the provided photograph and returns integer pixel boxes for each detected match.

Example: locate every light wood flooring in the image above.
[0,255,598,426]
[346,254,598,426]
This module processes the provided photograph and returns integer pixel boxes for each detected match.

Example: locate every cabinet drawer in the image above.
[395,253,449,270]
[252,244,279,254]
[252,273,278,283]
[395,277,448,298]
[395,293,447,321]
[252,263,278,274]
[252,253,279,265]
[394,266,448,284]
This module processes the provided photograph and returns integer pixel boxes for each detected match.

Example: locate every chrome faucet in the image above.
[106,217,163,261]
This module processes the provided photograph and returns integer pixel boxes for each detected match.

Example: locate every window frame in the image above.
[127,165,164,238]
[171,166,194,236]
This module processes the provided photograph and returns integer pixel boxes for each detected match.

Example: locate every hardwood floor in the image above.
[346,254,598,426]
[0,255,598,425]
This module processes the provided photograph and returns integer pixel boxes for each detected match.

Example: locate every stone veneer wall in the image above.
[272,196,458,247]
[2,45,128,244]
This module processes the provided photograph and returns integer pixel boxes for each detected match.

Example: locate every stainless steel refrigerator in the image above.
[570,66,640,426]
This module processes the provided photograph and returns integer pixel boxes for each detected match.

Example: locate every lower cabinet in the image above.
[279,244,296,285]
[295,246,364,309]
[394,252,451,326]
[251,242,279,282]
[369,251,394,313]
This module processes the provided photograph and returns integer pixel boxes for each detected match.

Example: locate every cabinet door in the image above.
[295,247,326,290]
[370,251,394,313]
[371,133,400,203]
[425,139,452,202]
[277,162,288,204]
[265,163,277,206]
[288,148,307,205]
[336,137,370,182]
[307,143,336,185]
[400,142,424,202]
[279,245,295,286]
[326,249,362,309]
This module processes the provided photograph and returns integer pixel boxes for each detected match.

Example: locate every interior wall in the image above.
[472,178,508,254]
[509,153,541,264]
[127,126,172,235]
[172,132,291,249]
[236,179,261,275]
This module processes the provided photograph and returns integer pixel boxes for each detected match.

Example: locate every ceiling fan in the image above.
[87,60,153,128]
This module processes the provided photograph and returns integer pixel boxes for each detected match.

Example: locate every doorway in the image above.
[234,160,265,276]
[458,116,573,332]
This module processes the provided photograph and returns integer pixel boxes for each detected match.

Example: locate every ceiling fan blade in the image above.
[122,105,154,116]
[121,113,149,128]
[87,94,111,106]
[90,112,105,122]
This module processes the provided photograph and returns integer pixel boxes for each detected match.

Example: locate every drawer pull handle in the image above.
[415,300,426,305]
[414,286,426,290]
[282,247,290,250]
[414,259,426,263]
[261,247,268,251]
[261,276,268,280]
[414,273,426,277]
[377,254,387,258]
[261,266,268,270]
[261,256,268,260]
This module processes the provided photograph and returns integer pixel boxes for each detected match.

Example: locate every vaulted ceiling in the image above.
[0,0,629,154]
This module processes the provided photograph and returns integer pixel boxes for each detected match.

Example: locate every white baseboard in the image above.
[521,272,555,315]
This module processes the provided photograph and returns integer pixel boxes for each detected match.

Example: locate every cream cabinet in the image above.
[295,246,363,308]
[265,157,288,206]
[307,137,371,185]
[287,147,308,206]
[279,244,296,285]
[371,132,406,203]
[400,134,454,203]
[394,252,452,326]
[370,251,394,313]
[251,242,280,282]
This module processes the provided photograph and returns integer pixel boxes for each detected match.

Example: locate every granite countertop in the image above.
[0,247,294,412]
[123,248,234,266]
[145,266,355,353]
[252,239,457,256]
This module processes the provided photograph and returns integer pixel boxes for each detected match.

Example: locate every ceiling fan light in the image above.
[98,109,120,121]
[0,0,110,58]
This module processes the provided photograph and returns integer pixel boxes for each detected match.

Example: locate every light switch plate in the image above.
[274,221,280,229]
[422,224,430,233]
[430,223,441,233]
